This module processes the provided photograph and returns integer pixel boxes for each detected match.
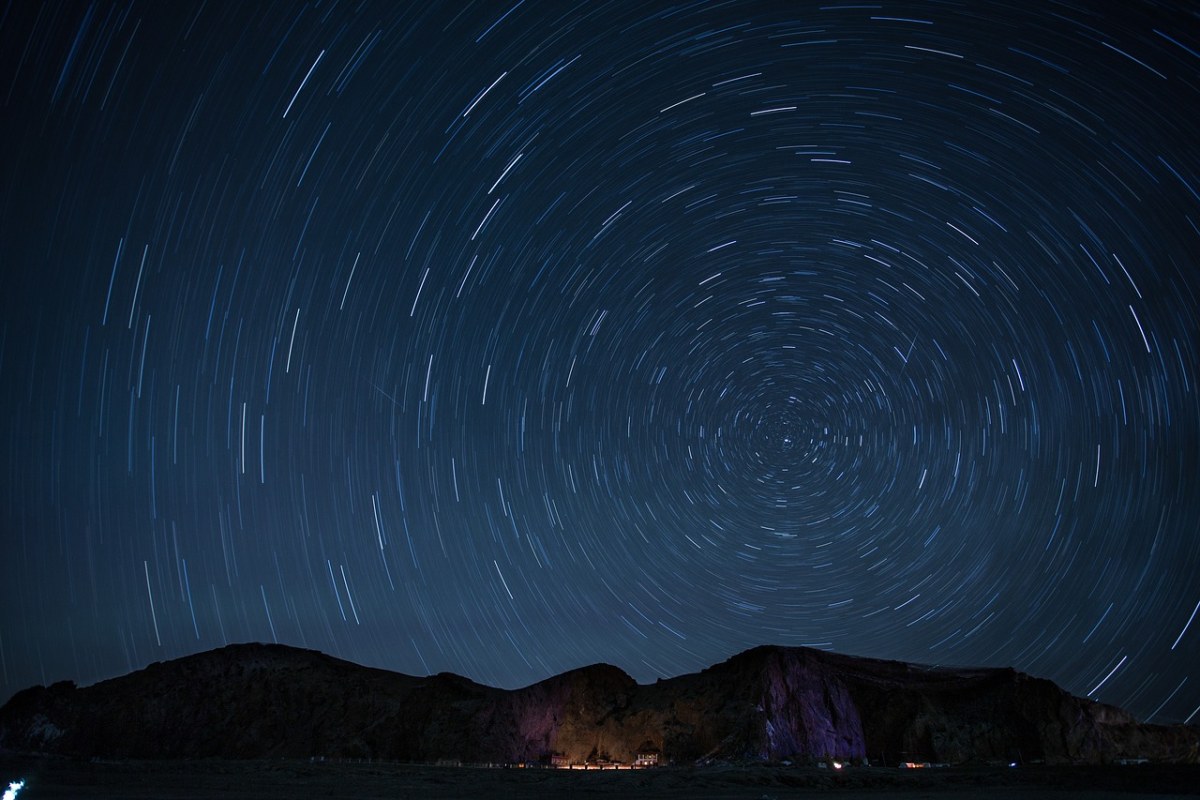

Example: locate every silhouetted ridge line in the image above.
[2,644,1195,765]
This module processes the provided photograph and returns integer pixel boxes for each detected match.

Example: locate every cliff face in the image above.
[1,643,1195,765]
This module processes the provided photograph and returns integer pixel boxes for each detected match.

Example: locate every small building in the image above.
[634,745,661,767]
[548,753,569,768]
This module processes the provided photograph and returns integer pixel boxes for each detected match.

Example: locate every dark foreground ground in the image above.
[1,757,1197,799]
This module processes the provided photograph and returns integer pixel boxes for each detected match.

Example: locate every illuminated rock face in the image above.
[1,643,1195,764]
[755,648,868,760]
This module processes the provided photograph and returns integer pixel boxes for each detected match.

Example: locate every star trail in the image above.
[1,1,1198,725]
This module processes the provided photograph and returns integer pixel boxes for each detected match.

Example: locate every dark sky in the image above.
[1,0,1198,724]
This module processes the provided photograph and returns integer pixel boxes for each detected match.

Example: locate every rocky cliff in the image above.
[1,643,1194,765]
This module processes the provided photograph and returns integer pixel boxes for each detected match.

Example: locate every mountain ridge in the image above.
[1,642,1195,765]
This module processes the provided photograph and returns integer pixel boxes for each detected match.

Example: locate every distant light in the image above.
[3,780,25,800]
[1009,762,1018,768]
[832,761,843,770]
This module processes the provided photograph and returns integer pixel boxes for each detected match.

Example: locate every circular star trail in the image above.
[1,1,1198,724]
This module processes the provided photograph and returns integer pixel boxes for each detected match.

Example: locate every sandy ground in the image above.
[1,757,1197,799]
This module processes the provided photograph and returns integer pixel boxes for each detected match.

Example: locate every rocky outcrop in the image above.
[1,643,1194,765]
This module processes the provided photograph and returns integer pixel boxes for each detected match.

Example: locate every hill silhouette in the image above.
[1,643,1195,765]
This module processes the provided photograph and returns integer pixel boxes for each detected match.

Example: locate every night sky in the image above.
[2,0,1198,725]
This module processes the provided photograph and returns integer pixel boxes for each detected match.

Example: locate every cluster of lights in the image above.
[3,780,25,800]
